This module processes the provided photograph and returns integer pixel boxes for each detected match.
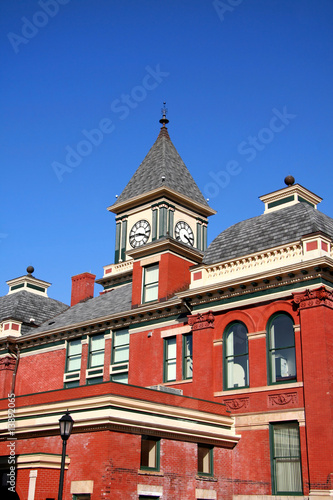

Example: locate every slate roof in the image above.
[34,283,133,334]
[203,202,333,265]
[0,291,69,335]
[112,126,209,207]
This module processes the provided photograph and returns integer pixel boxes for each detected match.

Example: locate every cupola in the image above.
[260,176,322,214]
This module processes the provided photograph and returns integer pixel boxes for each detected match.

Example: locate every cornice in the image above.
[0,392,239,448]
[0,298,186,351]
[127,236,204,263]
[179,258,333,304]
[108,186,216,217]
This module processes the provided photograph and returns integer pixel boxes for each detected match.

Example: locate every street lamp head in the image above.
[59,410,74,441]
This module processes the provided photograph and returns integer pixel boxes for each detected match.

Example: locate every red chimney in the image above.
[71,272,96,306]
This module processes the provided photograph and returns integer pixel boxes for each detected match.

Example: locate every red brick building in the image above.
[1,113,332,499]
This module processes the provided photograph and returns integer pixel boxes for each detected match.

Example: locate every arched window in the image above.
[267,313,296,384]
[224,322,249,389]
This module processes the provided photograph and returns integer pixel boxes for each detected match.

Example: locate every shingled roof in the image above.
[203,202,333,265]
[0,291,69,335]
[34,283,133,334]
[112,126,209,207]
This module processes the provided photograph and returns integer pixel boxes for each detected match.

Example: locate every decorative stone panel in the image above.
[188,311,214,331]
[293,286,333,310]
[0,356,16,371]
[268,392,298,407]
[224,398,250,411]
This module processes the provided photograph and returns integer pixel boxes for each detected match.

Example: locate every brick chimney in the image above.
[71,272,96,306]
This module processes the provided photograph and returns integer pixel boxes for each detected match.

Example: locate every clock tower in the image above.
[108,108,215,261]
[98,108,215,304]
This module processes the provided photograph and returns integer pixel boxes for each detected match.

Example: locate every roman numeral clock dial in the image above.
[129,220,151,248]
[175,221,194,246]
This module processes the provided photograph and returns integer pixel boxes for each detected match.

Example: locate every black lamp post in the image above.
[58,410,74,500]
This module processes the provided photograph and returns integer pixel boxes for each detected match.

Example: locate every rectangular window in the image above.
[140,436,160,471]
[111,329,129,383]
[270,422,303,494]
[87,333,105,385]
[183,333,193,379]
[198,444,213,476]
[64,339,82,388]
[89,334,105,368]
[164,336,176,382]
[142,264,159,303]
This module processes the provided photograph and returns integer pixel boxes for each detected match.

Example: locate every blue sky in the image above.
[1,0,333,304]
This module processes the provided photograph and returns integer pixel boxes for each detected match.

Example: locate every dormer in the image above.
[1,319,22,337]
[260,175,322,214]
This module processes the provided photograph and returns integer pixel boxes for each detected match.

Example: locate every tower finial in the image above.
[159,101,169,127]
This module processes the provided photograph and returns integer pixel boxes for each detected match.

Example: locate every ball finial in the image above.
[26,266,34,275]
[284,175,295,187]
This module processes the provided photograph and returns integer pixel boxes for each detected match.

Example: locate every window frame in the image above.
[182,333,193,380]
[163,336,177,383]
[64,338,82,388]
[110,329,129,383]
[223,321,249,390]
[142,264,159,303]
[270,421,303,495]
[86,333,105,385]
[197,444,214,477]
[140,436,160,472]
[267,313,296,386]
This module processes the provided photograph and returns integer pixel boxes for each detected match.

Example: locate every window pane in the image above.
[67,339,82,372]
[232,323,248,356]
[89,334,105,368]
[165,337,177,381]
[91,334,105,350]
[183,334,193,379]
[224,322,249,389]
[271,315,295,349]
[272,423,302,494]
[167,337,176,357]
[227,355,248,388]
[143,265,159,302]
[68,339,82,356]
[145,265,159,284]
[90,351,104,367]
[269,314,296,383]
[114,330,129,347]
[113,330,129,364]
[140,437,159,470]
[111,372,128,384]
[144,283,158,302]
[166,359,176,381]
[198,445,212,475]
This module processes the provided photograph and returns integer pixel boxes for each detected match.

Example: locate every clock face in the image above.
[129,220,151,248]
[175,221,194,246]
